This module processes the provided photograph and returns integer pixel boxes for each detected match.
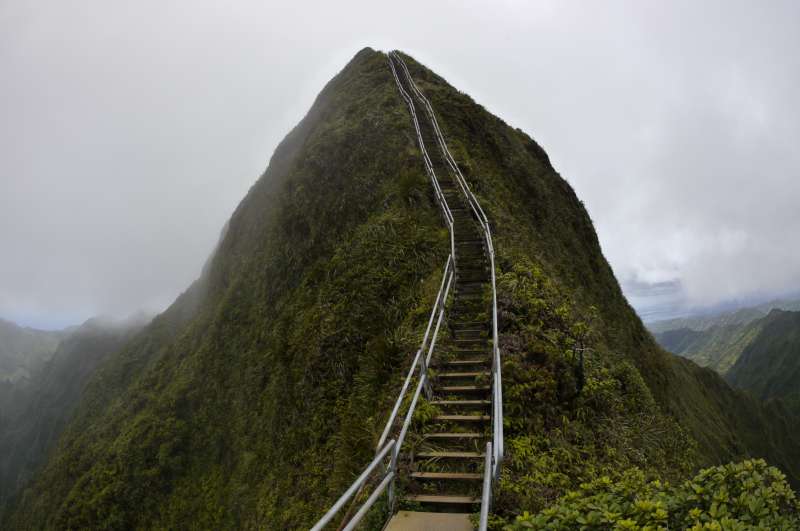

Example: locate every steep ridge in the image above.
[654,319,764,374]
[7,48,451,530]
[650,298,800,374]
[0,319,63,384]
[0,316,146,515]
[727,309,800,408]
[6,49,799,529]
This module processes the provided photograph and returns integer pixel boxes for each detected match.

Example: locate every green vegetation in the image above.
[0,317,145,515]
[6,48,448,530]
[650,299,800,375]
[654,321,764,375]
[4,48,798,530]
[727,310,800,408]
[507,460,799,530]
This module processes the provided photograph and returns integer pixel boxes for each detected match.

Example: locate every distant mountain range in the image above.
[726,309,800,409]
[0,319,66,383]
[648,297,800,334]
[650,300,800,407]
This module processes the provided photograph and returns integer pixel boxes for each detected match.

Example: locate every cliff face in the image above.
[6,49,798,529]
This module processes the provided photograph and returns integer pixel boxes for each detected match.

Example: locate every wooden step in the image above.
[438,359,488,366]
[403,494,480,505]
[438,385,491,393]
[438,372,489,378]
[434,415,490,422]
[450,321,485,328]
[385,511,472,531]
[453,341,486,348]
[417,451,483,459]
[410,472,482,480]
[431,400,490,407]
[423,432,484,439]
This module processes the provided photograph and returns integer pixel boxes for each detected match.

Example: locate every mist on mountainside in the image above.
[0,313,150,515]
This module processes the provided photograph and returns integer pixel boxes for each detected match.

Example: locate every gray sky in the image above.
[2,0,799,329]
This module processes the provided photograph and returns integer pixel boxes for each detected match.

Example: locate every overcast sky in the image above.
[2,1,799,329]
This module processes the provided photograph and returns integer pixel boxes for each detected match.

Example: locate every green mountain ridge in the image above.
[4,48,799,529]
[0,316,147,515]
[727,309,800,409]
[649,298,800,334]
[653,319,764,375]
[0,318,64,384]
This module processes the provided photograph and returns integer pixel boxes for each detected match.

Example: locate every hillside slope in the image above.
[727,309,800,409]
[654,319,764,374]
[650,298,800,374]
[6,49,799,529]
[0,316,146,514]
[0,319,63,384]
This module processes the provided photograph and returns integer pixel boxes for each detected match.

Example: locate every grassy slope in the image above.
[0,318,145,515]
[727,310,800,407]
[6,49,799,530]
[654,319,764,374]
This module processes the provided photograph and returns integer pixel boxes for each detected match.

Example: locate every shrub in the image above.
[506,459,799,530]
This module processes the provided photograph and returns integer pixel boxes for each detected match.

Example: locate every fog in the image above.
[2,0,799,328]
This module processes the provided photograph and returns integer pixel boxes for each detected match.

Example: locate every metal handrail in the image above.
[376,256,452,451]
[479,441,493,531]
[310,439,396,531]
[392,51,504,479]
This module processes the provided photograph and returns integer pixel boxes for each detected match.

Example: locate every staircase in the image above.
[388,53,494,520]
[401,182,492,513]
[311,51,501,531]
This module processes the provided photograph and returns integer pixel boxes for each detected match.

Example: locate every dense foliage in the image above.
[0,318,144,516]
[726,310,800,408]
[507,460,799,530]
[654,321,764,375]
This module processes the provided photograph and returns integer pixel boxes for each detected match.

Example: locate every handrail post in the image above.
[387,444,398,513]
[479,442,493,531]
